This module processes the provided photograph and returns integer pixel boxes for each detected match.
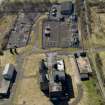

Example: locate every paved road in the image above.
[27,47,105,56]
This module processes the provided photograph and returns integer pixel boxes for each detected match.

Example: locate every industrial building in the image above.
[48,1,74,21]
[39,55,69,101]
[75,53,92,80]
[61,1,73,15]
[6,13,36,49]
[49,59,66,100]
[43,1,80,49]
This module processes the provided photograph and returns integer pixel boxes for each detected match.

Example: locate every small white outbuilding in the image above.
[57,60,64,71]
[2,64,15,80]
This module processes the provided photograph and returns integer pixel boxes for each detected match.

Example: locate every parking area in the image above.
[42,20,70,48]
[42,2,79,49]
[42,19,80,49]
[6,12,37,49]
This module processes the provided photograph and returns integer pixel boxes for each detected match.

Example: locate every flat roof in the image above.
[57,60,64,71]
[61,1,73,11]
[0,79,10,94]
[49,82,62,92]
[2,64,14,76]
[76,57,92,74]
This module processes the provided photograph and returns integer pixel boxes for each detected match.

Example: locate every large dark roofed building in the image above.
[61,1,73,15]
[39,56,68,100]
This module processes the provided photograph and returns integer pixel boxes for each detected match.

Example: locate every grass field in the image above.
[89,7,105,48]
[85,52,105,105]
[12,53,52,105]
[0,50,16,75]
[96,52,105,83]
[83,79,103,105]
[83,7,105,49]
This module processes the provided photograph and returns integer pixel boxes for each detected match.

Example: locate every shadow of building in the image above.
[41,74,74,105]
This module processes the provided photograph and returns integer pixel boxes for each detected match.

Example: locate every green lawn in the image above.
[83,79,104,105]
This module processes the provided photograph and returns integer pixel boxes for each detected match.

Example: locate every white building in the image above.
[2,64,15,80]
